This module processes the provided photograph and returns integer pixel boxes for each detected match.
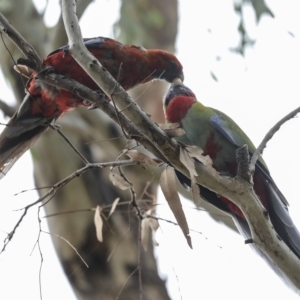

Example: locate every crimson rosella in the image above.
[164,79,300,288]
[0,36,184,178]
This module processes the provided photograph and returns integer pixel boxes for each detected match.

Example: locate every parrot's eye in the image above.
[178,86,195,97]
[160,61,183,83]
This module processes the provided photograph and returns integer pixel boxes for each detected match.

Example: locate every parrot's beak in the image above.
[172,77,184,86]
[178,72,184,83]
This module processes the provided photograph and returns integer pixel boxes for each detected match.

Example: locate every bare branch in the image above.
[61,0,179,162]
[35,70,168,162]
[116,266,139,300]
[138,219,143,300]
[58,0,300,289]
[44,201,132,219]
[1,159,138,252]
[37,207,43,300]
[50,124,90,164]
[249,106,300,174]
[41,230,88,271]
[194,162,300,288]
[236,144,252,182]
[0,12,42,69]
[51,0,94,49]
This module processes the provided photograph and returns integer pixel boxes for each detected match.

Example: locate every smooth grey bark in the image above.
[0,0,175,299]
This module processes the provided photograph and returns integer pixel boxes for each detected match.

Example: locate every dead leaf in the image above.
[126,150,159,167]
[141,207,160,251]
[141,218,150,251]
[141,186,160,251]
[160,167,192,249]
[94,206,103,242]
[191,176,202,206]
[159,123,185,137]
[179,146,201,205]
[149,218,159,246]
[186,145,218,180]
[179,147,198,177]
[109,171,132,190]
[165,128,186,137]
[159,123,181,130]
[14,64,33,78]
[108,197,120,218]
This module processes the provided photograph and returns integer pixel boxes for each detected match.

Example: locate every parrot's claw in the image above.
[87,103,98,110]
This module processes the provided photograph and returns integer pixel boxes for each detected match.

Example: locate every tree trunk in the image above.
[0,0,177,298]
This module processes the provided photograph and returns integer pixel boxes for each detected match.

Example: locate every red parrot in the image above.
[164,80,300,288]
[0,36,184,178]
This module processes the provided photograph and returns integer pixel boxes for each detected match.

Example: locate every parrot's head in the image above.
[147,50,184,83]
[164,79,197,123]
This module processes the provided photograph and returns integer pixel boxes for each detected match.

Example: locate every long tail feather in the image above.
[0,94,54,179]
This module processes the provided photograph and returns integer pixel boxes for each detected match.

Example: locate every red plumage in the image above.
[164,81,300,289]
[0,37,184,178]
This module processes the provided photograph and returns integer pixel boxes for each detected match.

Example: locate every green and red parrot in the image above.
[0,36,184,178]
[164,79,300,287]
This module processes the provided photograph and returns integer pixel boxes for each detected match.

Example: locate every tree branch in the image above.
[236,144,252,183]
[1,158,139,253]
[1,0,299,290]
[35,70,168,162]
[0,12,42,69]
[249,106,300,174]
[60,0,300,289]
[61,0,179,161]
